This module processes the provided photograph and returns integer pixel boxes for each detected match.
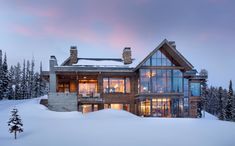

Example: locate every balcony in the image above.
[77,93,104,103]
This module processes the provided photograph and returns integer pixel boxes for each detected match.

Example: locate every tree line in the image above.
[201,80,235,121]
[0,50,47,100]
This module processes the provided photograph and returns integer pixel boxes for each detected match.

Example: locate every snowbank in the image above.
[84,109,138,119]
[1,97,235,146]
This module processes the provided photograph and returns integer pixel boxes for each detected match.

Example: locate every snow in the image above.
[73,59,139,68]
[1,96,235,146]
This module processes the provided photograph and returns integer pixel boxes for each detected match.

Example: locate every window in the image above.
[79,80,97,95]
[57,83,69,92]
[104,104,130,112]
[103,77,131,93]
[172,70,183,92]
[140,69,151,93]
[140,69,183,93]
[109,78,125,93]
[190,82,201,96]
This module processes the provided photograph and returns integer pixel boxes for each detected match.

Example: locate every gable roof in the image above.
[134,39,194,71]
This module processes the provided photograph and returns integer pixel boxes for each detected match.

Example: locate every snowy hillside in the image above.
[1,96,235,146]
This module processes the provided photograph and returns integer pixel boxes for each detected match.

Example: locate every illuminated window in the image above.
[103,77,130,93]
[57,83,69,92]
[140,69,151,93]
[109,78,124,93]
[79,80,97,95]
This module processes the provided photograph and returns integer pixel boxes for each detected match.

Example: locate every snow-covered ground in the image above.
[1,96,235,146]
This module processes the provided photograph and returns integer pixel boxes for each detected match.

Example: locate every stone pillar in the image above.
[49,56,58,92]
[122,47,132,64]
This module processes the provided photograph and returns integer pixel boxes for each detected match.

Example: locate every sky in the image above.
[0,0,234,88]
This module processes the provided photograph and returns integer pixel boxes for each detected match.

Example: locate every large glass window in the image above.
[184,78,189,114]
[190,82,201,96]
[172,70,183,92]
[152,98,170,117]
[140,99,151,116]
[109,78,124,93]
[142,50,174,67]
[140,69,183,93]
[103,77,130,93]
[79,80,97,95]
[140,69,151,93]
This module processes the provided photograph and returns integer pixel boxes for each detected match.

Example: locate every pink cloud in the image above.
[12,25,34,37]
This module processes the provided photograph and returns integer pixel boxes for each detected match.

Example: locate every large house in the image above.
[45,39,207,117]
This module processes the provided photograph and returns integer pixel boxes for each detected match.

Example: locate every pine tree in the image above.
[2,53,10,99]
[8,66,15,100]
[39,62,46,96]
[26,60,30,99]
[29,59,35,98]
[33,72,40,98]
[0,50,3,100]
[218,87,224,120]
[14,63,22,100]
[228,80,235,121]
[197,100,202,118]
[8,108,23,139]
[225,80,233,121]
[201,80,209,117]
[21,60,27,99]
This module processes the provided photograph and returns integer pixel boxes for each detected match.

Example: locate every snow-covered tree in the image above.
[218,87,224,120]
[197,100,202,118]
[2,53,10,99]
[8,108,23,139]
[26,60,30,98]
[21,60,27,99]
[0,50,3,100]
[33,72,41,98]
[29,59,35,98]
[14,63,22,100]
[225,80,233,121]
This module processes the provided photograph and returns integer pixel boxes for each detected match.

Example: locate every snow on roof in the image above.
[73,59,139,68]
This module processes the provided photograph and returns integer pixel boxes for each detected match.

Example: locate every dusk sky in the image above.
[0,0,234,88]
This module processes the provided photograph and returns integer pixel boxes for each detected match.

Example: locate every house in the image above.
[45,39,207,117]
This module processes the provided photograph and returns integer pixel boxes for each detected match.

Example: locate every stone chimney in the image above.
[122,47,132,64]
[70,46,78,64]
[169,41,176,49]
[49,55,58,72]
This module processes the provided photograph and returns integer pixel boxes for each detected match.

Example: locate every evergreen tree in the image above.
[2,53,10,99]
[26,60,30,98]
[29,59,35,98]
[225,80,233,121]
[201,80,209,117]
[0,50,3,100]
[197,101,202,118]
[21,60,27,99]
[218,87,224,120]
[33,72,40,98]
[39,62,46,96]
[8,66,15,100]
[14,63,22,100]
[8,108,23,139]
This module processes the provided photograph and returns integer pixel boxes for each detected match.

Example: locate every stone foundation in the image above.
[48,93,77,111]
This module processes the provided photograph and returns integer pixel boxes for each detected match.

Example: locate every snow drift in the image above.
[0,96,235,146]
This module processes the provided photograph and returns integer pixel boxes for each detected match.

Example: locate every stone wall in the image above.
[48,93,77,111]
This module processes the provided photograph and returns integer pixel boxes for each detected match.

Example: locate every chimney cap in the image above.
[50,55,57,60]
[70,46,77,50]
[123,47,131,51]
[169,41,176,48]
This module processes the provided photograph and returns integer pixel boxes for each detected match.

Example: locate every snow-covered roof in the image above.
[73,58,139,68]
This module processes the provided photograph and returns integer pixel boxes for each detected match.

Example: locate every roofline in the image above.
[134,39,194,71]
